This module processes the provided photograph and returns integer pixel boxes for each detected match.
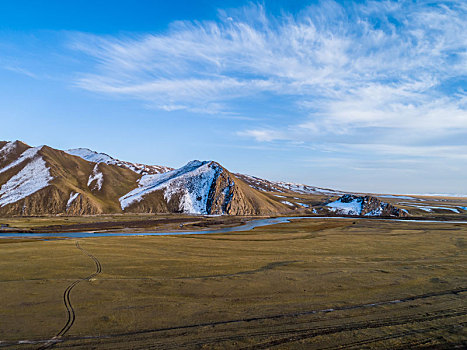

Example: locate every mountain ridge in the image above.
[0,140,412,217]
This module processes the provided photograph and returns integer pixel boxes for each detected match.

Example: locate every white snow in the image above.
[297,202,310,208]
[66,148,114,164]
[376,195,417,200]
[281,201,294,206]
[238,173,345,196]
[0,146,42,174]
[119,160,223,214]
[0,156,53,207]
[428,206,460,213]
[327,198,363,215]
[410,193,467,198]
[0,141,16,161]
[400,203,461,213]
[66,148,172,175]
[66,192,79,209]
[87,164,104,191]
[273,181,344,195]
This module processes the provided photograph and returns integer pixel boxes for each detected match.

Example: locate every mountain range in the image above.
[0,140,408,217]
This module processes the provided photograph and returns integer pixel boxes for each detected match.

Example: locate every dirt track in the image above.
[37,242,102,350]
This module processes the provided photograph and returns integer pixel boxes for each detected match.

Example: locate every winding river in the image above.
[1,216,467,239]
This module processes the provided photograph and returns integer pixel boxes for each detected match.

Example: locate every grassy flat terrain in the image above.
[0,214,257,233]
[0,218,465,349]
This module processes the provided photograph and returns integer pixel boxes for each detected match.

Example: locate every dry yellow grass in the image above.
[0,218,465,349]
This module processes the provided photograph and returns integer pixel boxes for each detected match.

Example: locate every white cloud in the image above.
[70,1,467,150]
[237,129,284,142]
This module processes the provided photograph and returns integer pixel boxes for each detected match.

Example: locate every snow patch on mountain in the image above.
[327,197,363,215]
[0,146,42,174]
[237,174,344,196]
[87,164,104,191]
[0,141,16,161]
[0,156,53,207]
[66,148,172,175]
[401,203,461,213]
[66,148,114,164]
[120,160,222,214]
[66,192,80,209]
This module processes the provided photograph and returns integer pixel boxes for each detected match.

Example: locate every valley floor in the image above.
[0,214,257,234]
[0,219,466,349]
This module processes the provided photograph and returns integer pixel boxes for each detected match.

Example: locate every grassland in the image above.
[0,218,466,349]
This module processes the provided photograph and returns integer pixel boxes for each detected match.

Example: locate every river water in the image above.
[1,216,467,239]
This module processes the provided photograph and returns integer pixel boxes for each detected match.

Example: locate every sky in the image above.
[1,0,466,195]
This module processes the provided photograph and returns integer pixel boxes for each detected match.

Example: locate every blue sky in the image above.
[1,0,466,194]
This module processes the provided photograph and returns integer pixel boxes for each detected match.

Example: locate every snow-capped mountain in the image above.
[0,141,140,215]
[66,148,172,175]
[120,160,288,215]
[120,160,225,212]
[0,141,288,216]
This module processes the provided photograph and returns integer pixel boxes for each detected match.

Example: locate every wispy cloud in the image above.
[70,1,467,152]
[3,65,38,78]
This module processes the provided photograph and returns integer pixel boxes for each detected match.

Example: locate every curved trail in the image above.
[38,241,102,350]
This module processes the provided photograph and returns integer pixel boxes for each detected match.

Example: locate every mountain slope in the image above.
[120,160,289,215]
[0,142,140,215]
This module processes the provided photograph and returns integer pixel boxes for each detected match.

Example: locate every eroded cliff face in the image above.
[206,164,288,215]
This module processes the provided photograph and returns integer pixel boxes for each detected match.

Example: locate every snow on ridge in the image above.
[66,148,171,175]
[119,160,222,213]
[0,146,43,174]
[0,156,53,207]
[66,148,115,164]
[238,173,343,196]
[87,164,104,191]
[0,141,16,161]
[66,192,80,209]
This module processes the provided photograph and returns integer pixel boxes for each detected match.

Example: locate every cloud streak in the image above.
[70,1,467,152]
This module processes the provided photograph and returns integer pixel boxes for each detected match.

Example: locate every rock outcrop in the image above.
[326,194,408,217]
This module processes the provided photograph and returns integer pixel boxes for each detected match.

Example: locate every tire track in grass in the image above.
[38,241,102,350]
[239,310,467,350]
[4,287,462,348]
